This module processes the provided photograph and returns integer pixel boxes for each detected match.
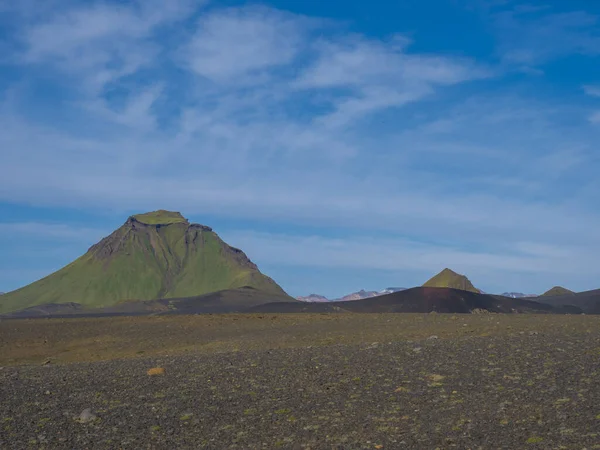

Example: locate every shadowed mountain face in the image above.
[0,211,288,314]
[422,268,479,293]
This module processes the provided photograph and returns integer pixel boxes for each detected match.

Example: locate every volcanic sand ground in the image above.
[1,314,600,449]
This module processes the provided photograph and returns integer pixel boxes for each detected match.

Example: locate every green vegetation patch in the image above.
[0,210,288,314]
[132,210,188,225]
[422,268,479,293]
[541,286,575,297]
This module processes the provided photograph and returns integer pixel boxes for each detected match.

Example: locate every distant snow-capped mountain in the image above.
[379,287,406,295]
[298,287,407,302]
[501,292,537,298]
[296,294,330,302]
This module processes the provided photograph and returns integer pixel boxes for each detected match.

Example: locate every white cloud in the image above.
[493,8,600,66]
[295,36,490,127]
[18,0,202,92]
[0,222,108,241]
[583,85,600,97]
[223,230,599,278]
[85,84,165,131]
[185,6,312,83]
[590,111,600,124]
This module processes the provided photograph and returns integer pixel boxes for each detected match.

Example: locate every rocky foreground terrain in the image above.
[1,314,600,449]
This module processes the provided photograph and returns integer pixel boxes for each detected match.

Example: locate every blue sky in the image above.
[1,0,599,298]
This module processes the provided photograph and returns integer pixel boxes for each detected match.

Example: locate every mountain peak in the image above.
[541,286,575,297]
[423,268,479,293]
[0,211,287,313]
[131,210,188,225]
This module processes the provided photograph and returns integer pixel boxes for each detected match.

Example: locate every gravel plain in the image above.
[1,314,600,449]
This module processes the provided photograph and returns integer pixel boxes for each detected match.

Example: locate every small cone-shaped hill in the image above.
[0,210,288,313]
[422,268,480,293]
[541,286,575,297]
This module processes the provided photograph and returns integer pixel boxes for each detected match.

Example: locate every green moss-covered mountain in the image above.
[422,268,480,293]
[0,210,289,313]
[541,286,575,297]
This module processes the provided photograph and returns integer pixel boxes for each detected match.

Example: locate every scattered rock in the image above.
[147,367,165,376]
[529,331,539,336]
[41,359,51,366]
[412,347,422,353]
[427,335,439,340]
[428,374,446,382]
[76,408,97,424]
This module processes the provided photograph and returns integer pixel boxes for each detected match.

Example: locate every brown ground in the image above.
[1,314,600,449]
[1,313,598,366]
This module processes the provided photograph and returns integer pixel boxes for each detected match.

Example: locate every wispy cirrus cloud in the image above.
[184,6,313,84]
[294,35,491,128]
[222,229,599,295]
[584,85,600,97]
[13,0,203,93]
[0,222,108,241]
[492,6,600,67]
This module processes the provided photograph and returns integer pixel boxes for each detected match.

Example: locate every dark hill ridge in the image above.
[5,286,582,318]
[1,287,296,318]
[536,289,600,314]
[422,268,480,293]
[250,287,578,314]
[0,211,289,314]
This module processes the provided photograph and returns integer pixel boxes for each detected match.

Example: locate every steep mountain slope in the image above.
[422,268,479,293]
[0,211,288,313]
[541,286,575,297]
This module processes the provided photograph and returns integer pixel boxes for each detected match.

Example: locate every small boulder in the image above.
[147,367,165,376]
[76,408,97,424]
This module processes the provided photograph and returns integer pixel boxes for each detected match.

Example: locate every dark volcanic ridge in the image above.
[1,287,296,318]
[536,288,600,314]
[2,287,585,319]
